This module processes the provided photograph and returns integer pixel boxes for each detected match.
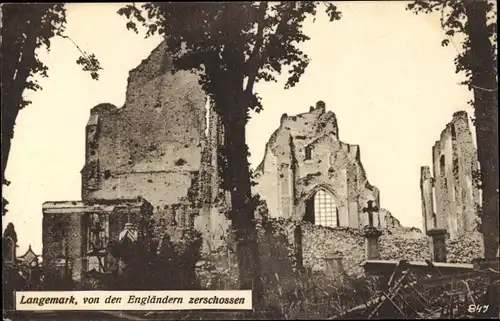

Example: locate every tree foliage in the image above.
[407,0,498,258]
[117,2,341,116]
[107,226,202,290]
[407,0,497,103]
[1,3,102,216]
[116,1,343,194]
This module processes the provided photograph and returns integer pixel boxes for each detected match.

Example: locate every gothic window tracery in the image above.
[314,190,339,227]
[85,213,109,272]
[305,189,339,228]
[87,213,109,254]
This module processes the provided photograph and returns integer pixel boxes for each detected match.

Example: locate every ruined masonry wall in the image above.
[42,212,85,282]
[253,101,385,229]
[420,166,436,232]
[42,200,152,285]
[301,223,483,278]
[82,42,207,220]
[421,111,480,239]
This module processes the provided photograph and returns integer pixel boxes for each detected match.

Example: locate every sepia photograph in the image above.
[2,1,499,320]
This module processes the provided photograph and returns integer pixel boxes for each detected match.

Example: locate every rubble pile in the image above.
[301,222,366,277]
[300,222,435,274]
[379,233,430,261]
[249,217,485,282]
[447,232,484,263]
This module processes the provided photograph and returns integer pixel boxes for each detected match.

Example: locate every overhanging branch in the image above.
[244,1,268,95]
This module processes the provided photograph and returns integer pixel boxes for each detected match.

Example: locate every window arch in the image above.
[306,189,339,228]
[439,155,446,175]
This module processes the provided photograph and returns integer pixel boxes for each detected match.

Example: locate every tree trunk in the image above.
[464,1,499,259]
[219,89,263,307]
[1,108,18,184]
[1,11,39,215]
[1,11,41,215]
[1,41,19,187]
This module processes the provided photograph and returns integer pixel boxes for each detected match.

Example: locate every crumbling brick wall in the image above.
[421,111,481,239]
[299,222,482,278]
[195,214,483,291]
[42,199,153,285]
[80,41,211,230]
[253,101,388,229]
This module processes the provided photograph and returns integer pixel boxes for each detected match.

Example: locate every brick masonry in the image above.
[42,199,153,284]
[420,111,481,239]
[253,101,402,230]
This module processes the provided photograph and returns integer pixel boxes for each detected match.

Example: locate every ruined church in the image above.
[420,111,481,239]
[42,42,229,284]
[42,41,401,286]
[252,101,396,229]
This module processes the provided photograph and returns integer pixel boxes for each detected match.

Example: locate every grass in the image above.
[192,266,381,320]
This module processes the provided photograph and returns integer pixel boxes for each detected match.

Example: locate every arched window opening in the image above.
[86,213,110,272]
[304,189,339,228]
[439,155,446,175]
[87,213,109,254]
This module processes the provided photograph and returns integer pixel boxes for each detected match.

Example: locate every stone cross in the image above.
[362,200,379,228]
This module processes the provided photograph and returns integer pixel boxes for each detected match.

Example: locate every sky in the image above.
[3,2,475,255]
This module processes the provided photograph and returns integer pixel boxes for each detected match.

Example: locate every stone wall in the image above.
[81,41,208,221]
[253,101,386,229]
[42,199,153,284]
[378,208,403,230]
[421,111,481,239]
[201,217,428,282]
[301,222,366,277]
[380,231,484,263]
[42,205,86,282]
[78,42,231,251]
[299,221,484,278]
[420,166,436,232]
[195,214,484,293]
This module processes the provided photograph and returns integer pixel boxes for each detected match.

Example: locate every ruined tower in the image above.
[42,41,229,285]
[79,41,229,251]
[81,42,207,211]
[420,111,481,239]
